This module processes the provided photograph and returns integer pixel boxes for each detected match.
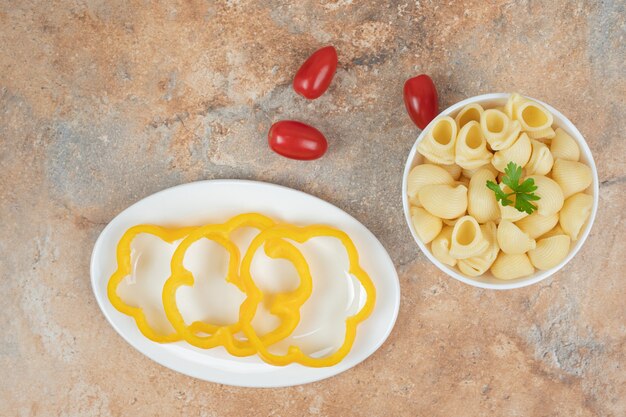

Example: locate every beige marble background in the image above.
[1,0,625,416]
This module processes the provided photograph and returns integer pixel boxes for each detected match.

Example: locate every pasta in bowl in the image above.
[402,93,598,289]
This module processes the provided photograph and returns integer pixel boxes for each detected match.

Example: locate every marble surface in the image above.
[1,0,625,416]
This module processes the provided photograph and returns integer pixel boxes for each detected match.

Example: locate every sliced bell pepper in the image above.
[109,213,377,367]
[162,213,314,356]
[238,224,376,367]
[107,225,196,343]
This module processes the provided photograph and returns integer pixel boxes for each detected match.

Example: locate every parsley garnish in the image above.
[486,162,540,215]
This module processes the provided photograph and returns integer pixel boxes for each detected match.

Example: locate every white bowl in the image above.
[402,93,599,290]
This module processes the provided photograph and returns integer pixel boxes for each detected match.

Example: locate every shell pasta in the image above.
[551,128,580,161]
[491,132,531,172]
[551,159,592,198]
[455,103,484,129]
[407,164,455,206]
[457,222,499,277]
[431,226,457,266]
[467,169,500,223]
[449,216,489,259]
[527,175,564,216]
[462,164,498,179]
[559,193,593,241]
[491,253,535,280]
[418,184,468,219]
[425,158,463,180]
[481,109,521,150]
[410,207,442,244]
[455,121,492,169]
[417,116,457,164]
[497,220,536,254]
[515,212,559,239]
[526,139,554,176]
[513,98,555,139]
[528,234,571,270]
[407,93,594,281]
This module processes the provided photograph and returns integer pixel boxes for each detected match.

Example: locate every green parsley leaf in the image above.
[485,162,541,214]
[515,192,541,214]
[501,162,522,190]
[486,180,514,207]
[516,177,538,194]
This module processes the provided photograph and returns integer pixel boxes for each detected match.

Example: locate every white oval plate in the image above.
[91,180,400,387]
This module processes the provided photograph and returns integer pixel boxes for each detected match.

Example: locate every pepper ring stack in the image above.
[107,213,376,367]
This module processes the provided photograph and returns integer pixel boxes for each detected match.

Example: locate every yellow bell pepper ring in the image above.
[107,225,196,343]
[161,213,314,356]
[162,229,246,351]
[235,236,313,351]
[238,224,377,367]
[108,212,377,368]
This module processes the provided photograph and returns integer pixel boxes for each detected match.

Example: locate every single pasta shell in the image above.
[467,168,500,223]
[541,224,566,239]
[559,193,593,241]
[449,215,489,259]
[419,184,468,220]
[457,221,499,277]
[407,164,455,206]
[462,163,498,179]
[455,103,484,130]
[491,252,535,280]
[515,98,555,138]
[551,128,580,161]
[504,93,524,120]
[410,206,443,244]
[425,158,463,180]
[515,211,559,239]
[528,234,571,270]
[500,204,528,222]
[417,116,457,164]
[497,120,522,150]
[551,159,592,199]
[458,260,483,277]
[527,175,564,216]
[431,226,456,267]
[481,108,521,150]
[481,109,508,142]
[525,139,554,176]
[455,121,492,170]
[526,126,555,140]
[497,220,536,254]
[492,132,531,172]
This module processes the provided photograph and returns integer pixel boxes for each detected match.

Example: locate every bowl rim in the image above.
[402,93,599,290]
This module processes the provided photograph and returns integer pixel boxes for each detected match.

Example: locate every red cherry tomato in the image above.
[403,74,439,129]
[268,120,328,160]
[293,46,338,100]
